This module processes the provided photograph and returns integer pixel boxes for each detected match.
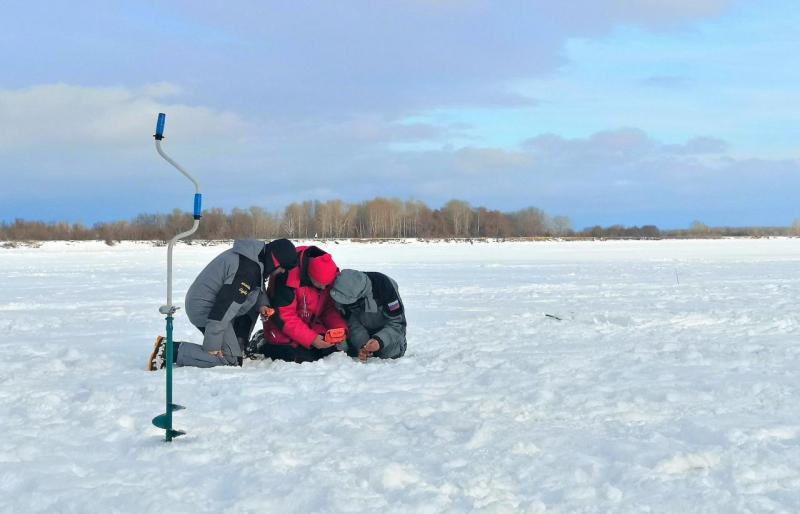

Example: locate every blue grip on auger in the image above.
[155,113,166,140]
[193,193,202,220]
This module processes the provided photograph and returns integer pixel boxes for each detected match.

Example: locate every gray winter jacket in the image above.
[185,240,267,356]
[330,269,407,359]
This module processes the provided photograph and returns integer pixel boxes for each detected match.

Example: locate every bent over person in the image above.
[147,238,297,370]
[330,269,407,361]
[253,245,347,363]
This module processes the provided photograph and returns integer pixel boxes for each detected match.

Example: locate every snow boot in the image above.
[245,329,266,360]
[147,336,166,371]
[147,336,183,370]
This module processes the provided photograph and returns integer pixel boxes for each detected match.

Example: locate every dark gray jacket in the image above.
[185,240,267,356]
[330,269,407,359]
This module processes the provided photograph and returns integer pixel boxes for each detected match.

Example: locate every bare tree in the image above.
[550,216,572,236]
[443,200,472,237]
[690,220,711,236]
[512,207,548,236]
[283,203,303,238]
[250,206,280,238]
[790,219,800,236]
[229,208,254,238]
[198,208,228,240]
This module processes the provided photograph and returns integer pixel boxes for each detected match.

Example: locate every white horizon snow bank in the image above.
[1,239,799,513]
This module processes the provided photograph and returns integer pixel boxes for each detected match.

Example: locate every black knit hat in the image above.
[264,238,297,271]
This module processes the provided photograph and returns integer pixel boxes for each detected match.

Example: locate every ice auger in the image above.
[151,113,202,442]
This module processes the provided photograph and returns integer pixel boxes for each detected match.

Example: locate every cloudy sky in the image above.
[1,0,798,229]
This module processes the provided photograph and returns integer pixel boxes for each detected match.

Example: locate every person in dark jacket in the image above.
[329,269,407,361]
[147,238,297,370]
[253,245,347,363]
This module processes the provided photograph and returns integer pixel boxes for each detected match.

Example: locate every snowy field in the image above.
[2,239,800,513]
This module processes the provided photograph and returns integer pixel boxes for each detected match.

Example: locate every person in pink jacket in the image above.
[255,245,347,362]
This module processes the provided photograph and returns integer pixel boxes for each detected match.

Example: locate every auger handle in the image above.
[155,112,166,140]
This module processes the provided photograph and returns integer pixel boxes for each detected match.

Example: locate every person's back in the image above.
[330,269,407,361]
[353,272,403,332]
[185,239,264,329]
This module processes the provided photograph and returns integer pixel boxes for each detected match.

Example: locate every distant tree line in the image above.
[578,220,799,239]
[2,200,798,242]
[0,198,571,242]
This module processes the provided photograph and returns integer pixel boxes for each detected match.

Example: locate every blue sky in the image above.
[1,0,798,229]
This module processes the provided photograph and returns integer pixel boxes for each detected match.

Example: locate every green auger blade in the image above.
[153,413,186,440]
[152,413,169,429]
[152,404,185,430]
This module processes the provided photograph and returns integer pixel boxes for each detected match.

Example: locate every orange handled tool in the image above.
[324,328,347,344]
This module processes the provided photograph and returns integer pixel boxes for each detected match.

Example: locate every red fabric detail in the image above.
[262,288,346,348]
[271,252,280,268]
[308,254,338,286]
[263,297,318,348]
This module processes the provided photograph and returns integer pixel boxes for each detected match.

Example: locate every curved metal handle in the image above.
[153,112,202,310]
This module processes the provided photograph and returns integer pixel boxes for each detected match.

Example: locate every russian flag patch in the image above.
[387,300,401,312]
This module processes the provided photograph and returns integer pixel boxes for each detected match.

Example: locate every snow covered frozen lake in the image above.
[1,238,799,513]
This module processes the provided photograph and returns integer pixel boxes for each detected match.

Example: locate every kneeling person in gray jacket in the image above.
[148,238,297,369]
[330,269,407,361]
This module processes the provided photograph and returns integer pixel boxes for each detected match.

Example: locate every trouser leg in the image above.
[175,324,240,368]
[175,342,238,368]
[376,334,407,359]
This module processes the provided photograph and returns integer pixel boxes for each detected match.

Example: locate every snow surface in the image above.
[1,239,800,513]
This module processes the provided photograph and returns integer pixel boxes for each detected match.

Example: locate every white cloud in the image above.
[0,83,252,153]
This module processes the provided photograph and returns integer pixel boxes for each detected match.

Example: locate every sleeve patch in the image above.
[387,300,401,312]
